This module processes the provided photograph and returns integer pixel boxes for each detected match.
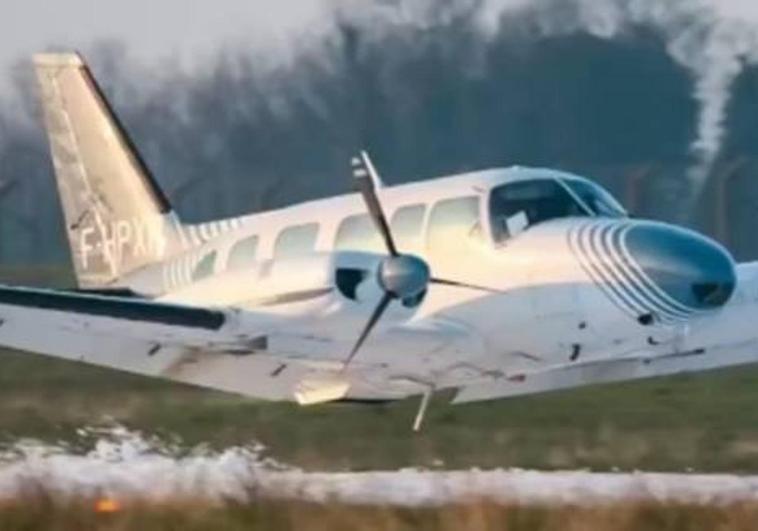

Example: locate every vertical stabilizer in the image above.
[34,52,183,287]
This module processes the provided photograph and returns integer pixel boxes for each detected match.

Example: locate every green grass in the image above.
[1,347,758,472]
[1,266,758,472]
[0,265,74,288]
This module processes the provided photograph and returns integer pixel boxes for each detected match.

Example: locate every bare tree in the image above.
[0,178,17,198]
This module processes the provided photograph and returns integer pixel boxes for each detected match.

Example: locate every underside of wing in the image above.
[0,284,491,404]
[453,340,758,404]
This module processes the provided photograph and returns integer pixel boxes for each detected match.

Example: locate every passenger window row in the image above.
[192,199,481,280]
[191,176,625,282]
[334,204,427,253]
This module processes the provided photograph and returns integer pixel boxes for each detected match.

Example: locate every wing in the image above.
[452,340,758,404]
[0,284,327,400]
[0,283,274,348]
[0,282,489,403]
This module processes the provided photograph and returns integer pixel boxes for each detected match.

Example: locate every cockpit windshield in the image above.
[563,178,626,218]
[489,176,626,244]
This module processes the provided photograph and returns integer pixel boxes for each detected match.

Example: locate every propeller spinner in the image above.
[342,152,498,369]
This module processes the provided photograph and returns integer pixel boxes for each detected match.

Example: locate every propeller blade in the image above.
[359,150,385,189]
[342,292,394,369]
[430,277,502,293]
[352,156,398,256]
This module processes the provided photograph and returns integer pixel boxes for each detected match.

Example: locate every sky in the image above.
[1,0,758,84]
[3,0,758,183]
[3,0,758,259]
[0,0,335,93]
[717,0,758,20]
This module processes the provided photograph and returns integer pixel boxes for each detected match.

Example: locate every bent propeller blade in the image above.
[342,292,394,370]
[352,155,399,256]
[360,150,385,189]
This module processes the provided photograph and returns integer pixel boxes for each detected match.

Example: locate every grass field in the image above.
[2,266,758,472]
[4,346,758,472]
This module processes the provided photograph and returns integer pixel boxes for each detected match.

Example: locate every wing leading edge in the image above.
[0,285,226,330]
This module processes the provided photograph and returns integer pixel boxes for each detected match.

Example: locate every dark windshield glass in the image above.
[489,179,587,243]
[563,179,626,218]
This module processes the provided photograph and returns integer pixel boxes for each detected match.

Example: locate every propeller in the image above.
[342,152,499,369]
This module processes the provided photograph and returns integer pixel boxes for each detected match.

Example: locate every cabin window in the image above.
[274,223,319,259]
[192,251,217,282]
[427,196,480,252]
[227,234,259,270]
[390,204,426,252]
[334,214,383,252]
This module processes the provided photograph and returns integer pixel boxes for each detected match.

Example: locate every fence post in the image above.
[0,179,18,263]
[714,158,747,246]
[624,165,653,215]
[0,179,16,198]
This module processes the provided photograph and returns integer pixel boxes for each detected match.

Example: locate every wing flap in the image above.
[293,375,351,405]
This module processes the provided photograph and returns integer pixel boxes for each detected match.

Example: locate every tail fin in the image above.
[34,53,184,288]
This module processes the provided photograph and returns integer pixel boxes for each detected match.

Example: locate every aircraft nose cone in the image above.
[626,222,736,310]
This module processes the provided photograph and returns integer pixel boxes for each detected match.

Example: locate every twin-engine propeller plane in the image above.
[0,52,753,430]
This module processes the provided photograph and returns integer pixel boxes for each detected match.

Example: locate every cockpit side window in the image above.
[489,180,586,243]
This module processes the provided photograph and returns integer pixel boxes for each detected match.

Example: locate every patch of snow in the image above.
[0,427,758,506]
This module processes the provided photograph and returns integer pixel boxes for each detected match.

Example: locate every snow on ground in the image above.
[0,427,757,506]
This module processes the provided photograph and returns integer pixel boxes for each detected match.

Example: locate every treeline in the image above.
[1,5,757,263]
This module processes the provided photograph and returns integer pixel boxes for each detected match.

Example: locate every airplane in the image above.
[0,52,752,431]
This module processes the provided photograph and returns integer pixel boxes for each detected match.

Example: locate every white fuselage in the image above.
[24,53,753,405]
[107,167,752,400]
